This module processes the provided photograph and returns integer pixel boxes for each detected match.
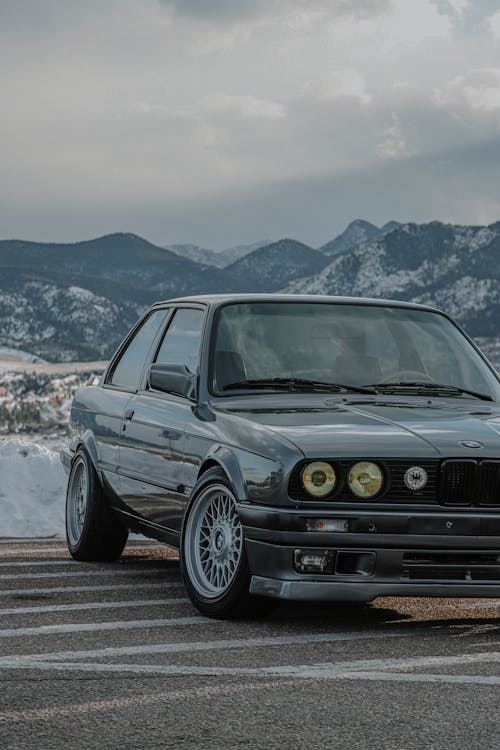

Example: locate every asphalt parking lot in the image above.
[0,539,498,750]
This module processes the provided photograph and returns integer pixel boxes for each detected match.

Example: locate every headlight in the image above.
[348,461,383,498]
[301,461,336,498]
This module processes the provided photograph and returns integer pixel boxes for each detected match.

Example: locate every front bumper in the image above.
[240,504,500,602]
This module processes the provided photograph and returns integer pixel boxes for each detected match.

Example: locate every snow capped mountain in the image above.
[0,233,251,360]
[319,219,380,257]
[226,238,329,291]
[2,221,500,362]
[287,220,500,337]
[380,221,401,234]
[165,240,271,268]
[164,243,222,267]
[0,232,324,359]
[0,276,135,362]
[218,240,272,267]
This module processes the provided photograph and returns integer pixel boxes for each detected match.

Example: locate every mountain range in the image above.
[163,240,270,267]
[319,220,400,257]
[287,221,500,338]
[1,219,500,361]
[0,232,326,360]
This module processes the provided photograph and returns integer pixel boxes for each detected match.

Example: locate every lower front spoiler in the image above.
[249,576,500,602]
[245,537,500,603]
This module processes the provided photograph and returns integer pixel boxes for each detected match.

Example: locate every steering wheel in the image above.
[377,370,434,384]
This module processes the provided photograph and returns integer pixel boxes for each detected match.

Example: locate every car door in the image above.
[99,308,169,501]
[119,305,206,534]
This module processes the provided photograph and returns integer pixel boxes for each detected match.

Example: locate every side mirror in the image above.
[148,364,196,399]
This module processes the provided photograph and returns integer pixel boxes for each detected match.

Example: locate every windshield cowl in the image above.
[366,381,494,402]
[222,377,377,395]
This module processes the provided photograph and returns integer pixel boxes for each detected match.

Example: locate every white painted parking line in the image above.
[0,559,171,567]
[0,581,182,597]
[0,615,212,638]
[0,534,64,545]
[0,549,70,558]
[1,651,498,686]
[335,671,500,685]
[0,560,88,567]
[0,597,189,616]
[12,626,449,664]
[290,651,500,674]
[0,545,162,557]
[0,568,169,581]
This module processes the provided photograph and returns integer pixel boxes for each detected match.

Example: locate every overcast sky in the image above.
[2,0,500,248]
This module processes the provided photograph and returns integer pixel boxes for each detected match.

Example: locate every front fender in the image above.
[201,444,286,505]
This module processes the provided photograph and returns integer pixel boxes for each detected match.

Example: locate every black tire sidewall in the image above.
[65,447,127,561]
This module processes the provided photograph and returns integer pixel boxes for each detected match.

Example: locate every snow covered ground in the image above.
[0,346,47,371]
[0,351,105,538]
[0,437,66,538]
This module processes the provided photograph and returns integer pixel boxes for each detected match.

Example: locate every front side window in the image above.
[212,302,500,400]
[109,309,166,390]
[154,307,204,374]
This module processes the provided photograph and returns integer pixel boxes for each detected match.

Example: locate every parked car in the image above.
[62,294,500,617]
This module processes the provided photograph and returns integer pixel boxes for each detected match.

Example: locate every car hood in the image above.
[218,397,500,459]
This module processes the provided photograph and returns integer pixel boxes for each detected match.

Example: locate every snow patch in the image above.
[0,347,47,373]
[0,438,66,538]
[414,277,497,317]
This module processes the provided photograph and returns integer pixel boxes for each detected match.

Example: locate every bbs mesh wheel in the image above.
[180,468,273,619]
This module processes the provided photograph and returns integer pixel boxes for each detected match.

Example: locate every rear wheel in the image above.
[66,448,128,561]
[181,468,272,619]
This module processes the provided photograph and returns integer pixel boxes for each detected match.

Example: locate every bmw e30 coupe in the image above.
[62,294,500,617]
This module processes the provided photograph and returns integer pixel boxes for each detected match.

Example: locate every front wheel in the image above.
[180,468,271,619]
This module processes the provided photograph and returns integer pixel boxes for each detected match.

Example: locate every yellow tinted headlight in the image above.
[301,462,336,498]
[348,461,383,498]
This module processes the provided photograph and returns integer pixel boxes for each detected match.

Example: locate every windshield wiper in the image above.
[366,381,494,402]
[222,377,377,394]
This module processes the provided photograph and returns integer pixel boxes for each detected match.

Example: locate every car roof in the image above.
[150,293,440,313]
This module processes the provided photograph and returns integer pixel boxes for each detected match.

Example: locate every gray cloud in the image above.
[433,0,500,31]
[0,0,500,247]
[160,0,390,23]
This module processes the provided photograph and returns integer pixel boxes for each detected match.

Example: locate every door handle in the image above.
[161,429,180,440]
[124,408,135,421]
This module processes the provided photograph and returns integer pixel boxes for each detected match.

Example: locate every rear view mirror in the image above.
[148,364,196,399]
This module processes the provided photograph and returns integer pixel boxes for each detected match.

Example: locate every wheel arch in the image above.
[196,446,247,503]
[72,430,102,479]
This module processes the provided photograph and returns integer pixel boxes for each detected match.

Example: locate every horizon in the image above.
[3,215,500,252]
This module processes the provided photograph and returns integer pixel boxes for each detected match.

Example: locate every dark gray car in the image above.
[62,294,500,617]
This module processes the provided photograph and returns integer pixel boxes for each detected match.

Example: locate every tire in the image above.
[180,468,273,619]
[65,448,128,562]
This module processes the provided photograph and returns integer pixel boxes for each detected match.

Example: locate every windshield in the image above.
[212,302,500,400]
